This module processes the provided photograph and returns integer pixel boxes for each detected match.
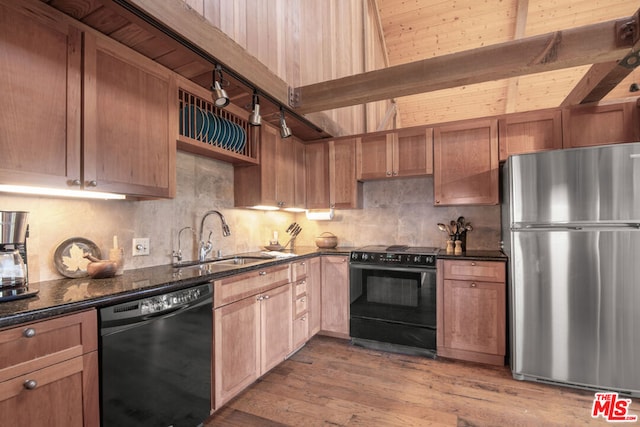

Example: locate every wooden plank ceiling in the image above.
[375,0,640,127]
[41,0,640,136]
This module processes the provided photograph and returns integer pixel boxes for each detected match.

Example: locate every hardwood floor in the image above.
[206,336,637,426]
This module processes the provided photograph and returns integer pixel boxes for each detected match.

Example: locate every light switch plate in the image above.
[132,238,150,256]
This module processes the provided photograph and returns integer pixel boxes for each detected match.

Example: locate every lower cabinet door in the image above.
[443,279,505,356]
[0,353,98,427]
[214,296,261,409]
[260,284,292,373]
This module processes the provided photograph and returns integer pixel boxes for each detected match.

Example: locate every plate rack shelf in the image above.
[177,86,258,165]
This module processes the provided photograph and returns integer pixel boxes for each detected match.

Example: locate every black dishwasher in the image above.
[99,282,213,427]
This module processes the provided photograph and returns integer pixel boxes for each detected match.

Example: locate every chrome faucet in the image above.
[199,210,231,262]
[172,226,195,264]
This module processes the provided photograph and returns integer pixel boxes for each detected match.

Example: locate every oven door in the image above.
[349,263,436,354]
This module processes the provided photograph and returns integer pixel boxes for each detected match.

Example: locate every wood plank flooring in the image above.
[206,336,638,426]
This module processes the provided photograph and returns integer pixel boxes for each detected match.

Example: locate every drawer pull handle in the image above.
[259,271,267,276]
[23,328,36,338]
[471,262,476,266]
[23,380,37,390]
[471,283,477,288]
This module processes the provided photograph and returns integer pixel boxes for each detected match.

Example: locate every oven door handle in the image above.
[349,263,435,273]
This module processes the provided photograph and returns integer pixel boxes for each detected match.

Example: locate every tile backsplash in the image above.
[1,151,501,283]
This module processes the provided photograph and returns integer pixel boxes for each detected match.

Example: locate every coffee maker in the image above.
[0,211,37,301]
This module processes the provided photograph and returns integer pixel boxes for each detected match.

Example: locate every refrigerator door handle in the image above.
[514,223,640,230]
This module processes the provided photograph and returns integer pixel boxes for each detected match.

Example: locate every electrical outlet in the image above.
[132,238,150,256]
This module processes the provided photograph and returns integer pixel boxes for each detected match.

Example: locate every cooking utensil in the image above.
[465,224,473,232]
[437,223,448,233]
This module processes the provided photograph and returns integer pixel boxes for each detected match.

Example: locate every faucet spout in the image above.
[198,210,231,262]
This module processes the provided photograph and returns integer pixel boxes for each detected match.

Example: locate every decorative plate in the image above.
[54,237,102,278]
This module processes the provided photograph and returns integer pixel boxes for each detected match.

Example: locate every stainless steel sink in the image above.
[173,255,274,270]
[211,256,273,266]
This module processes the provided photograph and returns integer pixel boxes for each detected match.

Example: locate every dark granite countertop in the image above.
[0,246,354,329]
[437,250,507,261]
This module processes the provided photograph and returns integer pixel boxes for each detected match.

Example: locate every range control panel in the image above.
[350,251,436,267]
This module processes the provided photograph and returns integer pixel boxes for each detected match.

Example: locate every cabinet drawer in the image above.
[294,280,307,298]
[442,260,505,282]
[0,310,97,383]
[214,264,291,308]
[294,295,308,318]
[291,260,308,282]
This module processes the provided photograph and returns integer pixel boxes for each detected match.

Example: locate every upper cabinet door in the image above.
[305,142,331,209]
[83,33,176,198]
[498,109,562,161]
[356,127,433,181]
[433,119,499,206]
[357,133,393,180]
[394,127,433,177]
[562,101,640,149]
[0,3,81,188]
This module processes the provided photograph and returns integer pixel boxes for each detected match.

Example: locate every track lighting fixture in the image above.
[249,90,261,126]
[279,107,292,138]
[211,65,230,108]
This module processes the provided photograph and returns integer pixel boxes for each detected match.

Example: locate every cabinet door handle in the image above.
[392,171,398,176]
[86,180,98,187]
[471,262,476,266]
[471,283,477,288]
[301,298,305,303]
[300,262,305,266]
[263,294,270,300]
[301,316,306,321]
[386,171,392,176]
[70,179,81,187]
[23,328,36,338]
[23,380,37,390]
[257,296,263,301]
[259,271,267,276]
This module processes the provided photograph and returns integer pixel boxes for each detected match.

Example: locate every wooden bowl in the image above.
[315,232,338,249]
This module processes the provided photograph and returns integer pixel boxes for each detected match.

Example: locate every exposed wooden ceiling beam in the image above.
[560,61,620,106]
[291,11,640,114]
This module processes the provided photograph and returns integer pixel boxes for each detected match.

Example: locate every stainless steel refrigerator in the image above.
[502,143,640,397]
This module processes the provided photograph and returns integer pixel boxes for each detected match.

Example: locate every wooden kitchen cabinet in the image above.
[83,32,176,198]
[0,3,82,189]
[213,264,292,409]
[437,259,506,366]
[320,255,350,338]
[0,310,99,426]
[498,109,563,161]
[433,118,499,205]
[307,257,322,337]
[234,124,305,209]
[357,127,433,180]
[306,140,362,209]
[0,1,176,198]
[562,100,640,148]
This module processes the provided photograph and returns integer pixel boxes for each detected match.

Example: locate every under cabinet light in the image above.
[0,185,126,200]
[250,205,280,211]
